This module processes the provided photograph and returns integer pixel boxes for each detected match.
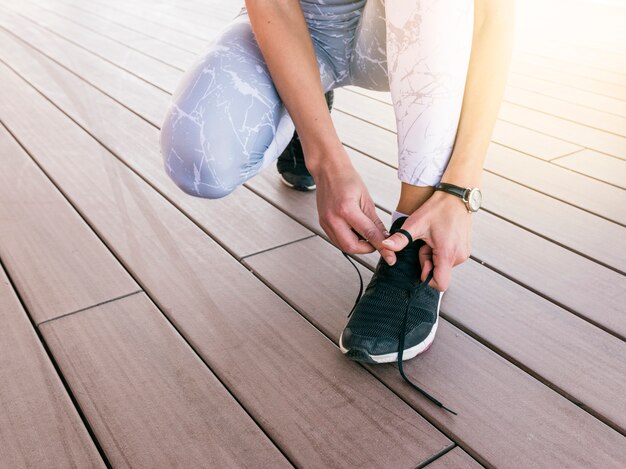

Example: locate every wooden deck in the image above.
[0,0,625,467]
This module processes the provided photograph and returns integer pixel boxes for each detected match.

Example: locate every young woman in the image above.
[161,0,514,404]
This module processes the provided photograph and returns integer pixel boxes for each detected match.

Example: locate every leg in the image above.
[350,0,474,211]
[386,0,474,192]
[161,13,300,199]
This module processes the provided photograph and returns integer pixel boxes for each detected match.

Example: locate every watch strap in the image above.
[435,182,468,200]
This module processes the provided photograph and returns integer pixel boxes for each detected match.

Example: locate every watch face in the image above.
[468,189,482,212]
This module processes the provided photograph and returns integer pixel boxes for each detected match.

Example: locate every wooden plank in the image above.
[0,266,104,468]
[244,171,388,268]
[506,73,563,94]
[333,89,584,161]
[0,24,313,259]
[331,108,626,267]
[76,0,239,35]
[542,85,626,118]
[40,292,289,467]
[554,149,626,190]
[246,165,626,427]
[343,84,612,162]
[508,62,626,102]
[486,143,626,225]
[343,145,626,338]
[243,235,626,467]
[0,125,139,324]
[0,7,167,125]
[334,105,626,225]
[480,171,626,274]
[503,86,626,136]
[23,0,196,69]
[5,1,182,91]
[514,53,626,88]
[0,60,450,466]
[426,448,481,469]
[498,102,626,160]
[45,0,208,52]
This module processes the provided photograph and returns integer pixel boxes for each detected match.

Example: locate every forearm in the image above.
[442,0,516,187]
[245,0,344,171]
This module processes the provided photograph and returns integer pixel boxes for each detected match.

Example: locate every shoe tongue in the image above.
[390,215,409,234]
[380,216,425,285]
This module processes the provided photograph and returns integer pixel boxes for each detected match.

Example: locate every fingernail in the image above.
[385,256,395,265]
[383,230,391,237]
[382,239,393,246]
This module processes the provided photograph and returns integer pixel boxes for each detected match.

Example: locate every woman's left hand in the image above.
[382,191,473,291]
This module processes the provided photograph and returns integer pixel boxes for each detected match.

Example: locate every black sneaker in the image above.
[339,216,456,414]
[339,215,442,363]
[276,90,334,191]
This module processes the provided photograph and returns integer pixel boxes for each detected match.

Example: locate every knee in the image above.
[160,106,237,200]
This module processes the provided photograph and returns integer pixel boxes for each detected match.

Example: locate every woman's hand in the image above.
[308,147,394,257]
[382,191,473,291]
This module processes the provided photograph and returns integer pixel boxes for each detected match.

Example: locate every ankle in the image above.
[395,183,435,214]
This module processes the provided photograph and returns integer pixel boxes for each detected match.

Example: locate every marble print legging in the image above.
[160,0,474,199]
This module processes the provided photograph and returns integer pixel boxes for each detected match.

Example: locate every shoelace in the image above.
[342,250,458,416]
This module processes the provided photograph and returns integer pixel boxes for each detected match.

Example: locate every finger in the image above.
[363,205,391,238]
[418,244,434,283]
[334,216,376,254]
[432,249,454,291]
[381,214,428,252]
[359,206,397,264]
[345,207,388,252]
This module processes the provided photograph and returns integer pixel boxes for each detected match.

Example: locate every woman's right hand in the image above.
[308,146,396,262]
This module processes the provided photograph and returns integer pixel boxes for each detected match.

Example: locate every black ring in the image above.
[397,228,413,244]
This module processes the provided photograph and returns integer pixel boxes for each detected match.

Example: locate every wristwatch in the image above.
[435,182,482,213]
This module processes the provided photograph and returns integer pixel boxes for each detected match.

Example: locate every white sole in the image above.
[279,174,316,191]
[339,292,443,364]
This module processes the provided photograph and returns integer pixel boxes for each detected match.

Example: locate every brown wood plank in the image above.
[542,85,626,118]
[480,171,626,274]
[0,0,171,126]
[4,1,182,91]
[426,448,481,469]
[503,86,626,136]
[244,170,390,269]
[243,235,626,467]
[75,0,238,36]
[506,73,562,94]
[0,124,139,324]
[344,145,626,339]
[23,0,196,70]
[485,143,626,225]
[0,7,167,125]
[246,166,626,429]
[508,62,626,102]
[39,292,289,468]
[0,24,312,259]
[45,0,208,52]
[554,149,626,189]
[0,59,450,466]
[515,53,626,88]
[0,266,104,468]
[333,89,584,161]
[331,107,626,226]
[498,102,626,160]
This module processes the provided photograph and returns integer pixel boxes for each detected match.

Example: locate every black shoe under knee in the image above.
[276,90,334,191]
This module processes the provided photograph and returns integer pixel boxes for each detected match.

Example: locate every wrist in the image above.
[304,142,351,177]
[441,153,484,188]
[431,190,471,212]
[433,182,483,213]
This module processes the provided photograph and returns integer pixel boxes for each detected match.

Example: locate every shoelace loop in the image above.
[341,250,457,416]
